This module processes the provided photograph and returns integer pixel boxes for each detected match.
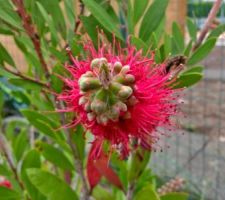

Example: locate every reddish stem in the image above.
[12,0,50,78]
[193,0,222,51]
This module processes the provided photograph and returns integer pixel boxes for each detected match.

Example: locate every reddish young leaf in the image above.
[94,154,123,190]
[86,139,123,190]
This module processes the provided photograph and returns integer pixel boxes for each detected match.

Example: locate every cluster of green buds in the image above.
[78,57,137,125]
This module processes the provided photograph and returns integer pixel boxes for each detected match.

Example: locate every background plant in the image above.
[0,0,223,200]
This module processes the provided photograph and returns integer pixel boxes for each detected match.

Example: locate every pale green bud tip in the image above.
[91,58,100,68]
[113,61,122,73]
[87,112,95,121]
[83,71,94,77]
[121,65,130,74]
[78,96,87,105]
[97,114,108,125]
[118,86,133,99]
[91,100,106,114]
[125,74,135,83]
[78,77,101,92]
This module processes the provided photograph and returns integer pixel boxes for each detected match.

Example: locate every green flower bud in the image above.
[120,65,130,74]
[78,96,87,105]
[91,99,107,114]
[113,61,122,74]
[83,71,94,77]
[97,114,108,125]
[87,112,96,121]
[91,58,100,69]
[79,77,101,92]
[118,86,133,99]
[124,74,135,84]
[84,103,91,112]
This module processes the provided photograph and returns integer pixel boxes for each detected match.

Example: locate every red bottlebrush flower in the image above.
[0,176,12,189]
[58,39,181,159]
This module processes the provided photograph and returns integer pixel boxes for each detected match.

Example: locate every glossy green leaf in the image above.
[183,40,193,57]
[133,0,149,24]
[21,150,46,200]
[160,192,189,200]
[187,18,197,42]
[129,148,151,182]
[12,129,28,161]
[130,36,148,53]
[0,0,23,30]
[0,43,15,66]
[208,24,225,39]
[0,187,21,200]
[134,184,160,200]
[82,0,122,40]
[92,186,115,200]
[172,22,184,52]
[183,66,204,74]
[127,0,134,34]
[187,38,216,66]
[27,169,78,200]
[8,78,42,91]
[38,142,73,171]
[173,72,203,89]
[20,109,65,141]
[36,2,58,46]
[139,0,168,41]
[64,0,76,26]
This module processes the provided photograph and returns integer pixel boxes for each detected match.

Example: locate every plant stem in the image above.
[57,102,90,200]
[11,0,50,79]
[193,0,222,51]
[2,65,49,88]
[126,183,135,200]
[0,134,25,190]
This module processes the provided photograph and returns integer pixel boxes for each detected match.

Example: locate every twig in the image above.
[57,102,90,200]
[11,0,50,78]
[126,183,135,200]
[0,133,25,191]
[193,0,222,51]
[2,65,49,88]
[74,0,85,33]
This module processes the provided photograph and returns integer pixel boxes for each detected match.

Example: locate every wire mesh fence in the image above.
[152,1,225,200]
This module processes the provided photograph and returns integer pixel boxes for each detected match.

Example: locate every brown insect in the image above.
[165,55,187,74]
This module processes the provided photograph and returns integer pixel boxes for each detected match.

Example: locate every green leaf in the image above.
[92,186,115,200]
[64,0,76,26]
[187,18,197,42]
[21,150,46,200]
[160,192,189,200]
[172,22,184,52]
[133,0,149,24]
[82,0,122,40]
[183,40,193,57]
[134,184,160,200]
[20,109,65,141]
[129,148,151,182]
[27,169,78,200]
[187,38,216,66]
[173,72,203,89]
[139,0,168,41]
[0,187,21,200]
[38,141,73,171]
[183,66,204,74]
[127,0,134,34]
[0,0,23,30]
[71,125,85,160]
[36,2,58,46]
[12,129,28,161]
[8,78,42,91]
[130,36,148,54]
[0,43,15,66]
[208,24,225,39]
